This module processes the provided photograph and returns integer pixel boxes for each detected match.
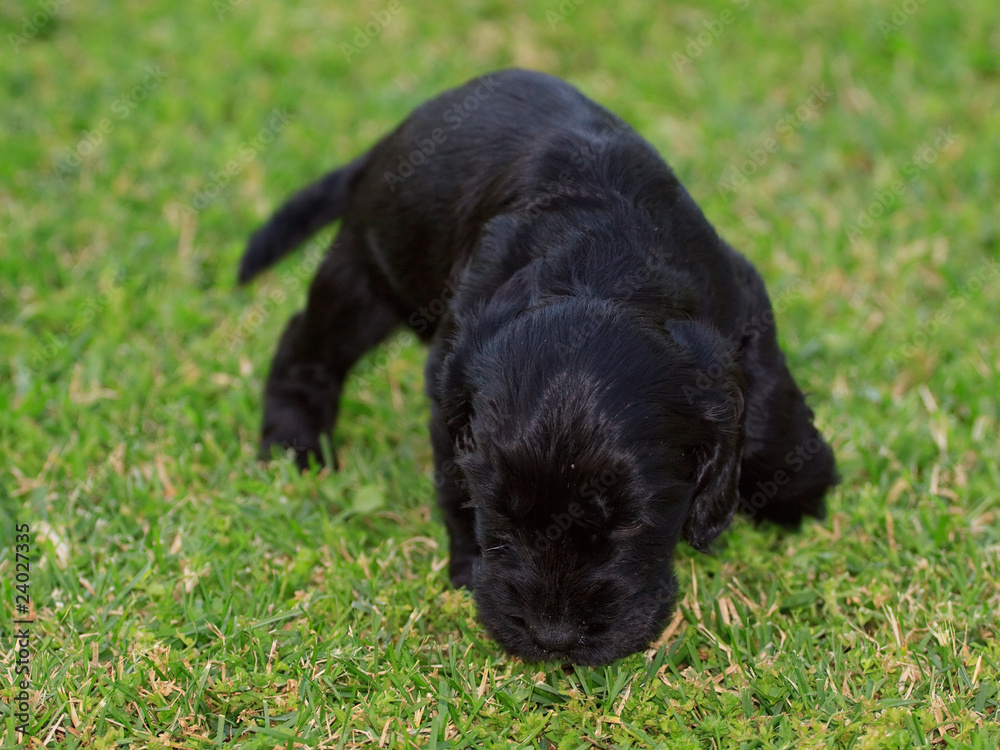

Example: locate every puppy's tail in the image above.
[237,154,369,284]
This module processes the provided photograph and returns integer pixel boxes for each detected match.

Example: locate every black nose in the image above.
[532,622,580,653]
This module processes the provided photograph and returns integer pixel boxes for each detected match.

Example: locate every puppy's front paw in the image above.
[448,554,478,590]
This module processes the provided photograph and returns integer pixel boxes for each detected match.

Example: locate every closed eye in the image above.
[506,613,528,629]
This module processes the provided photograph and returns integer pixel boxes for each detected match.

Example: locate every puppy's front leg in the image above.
[428,399,479,588]
[261,230,399,469]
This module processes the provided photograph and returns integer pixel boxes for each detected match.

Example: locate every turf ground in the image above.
[1,0,999,747]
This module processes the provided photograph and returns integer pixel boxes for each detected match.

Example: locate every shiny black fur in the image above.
[239,69,838,665]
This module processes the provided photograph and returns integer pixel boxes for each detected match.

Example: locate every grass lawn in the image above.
[2,0,999,746]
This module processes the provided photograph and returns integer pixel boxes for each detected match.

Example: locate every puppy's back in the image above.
[348,69,677,301]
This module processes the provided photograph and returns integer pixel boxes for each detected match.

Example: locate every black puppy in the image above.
[239,69,837,666]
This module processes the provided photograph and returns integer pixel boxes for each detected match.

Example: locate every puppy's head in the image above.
[439,298,745,665]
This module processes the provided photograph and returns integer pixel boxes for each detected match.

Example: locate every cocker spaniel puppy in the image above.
[239,69,837,666]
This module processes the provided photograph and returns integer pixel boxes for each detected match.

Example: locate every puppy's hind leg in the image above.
[260,230,400,469]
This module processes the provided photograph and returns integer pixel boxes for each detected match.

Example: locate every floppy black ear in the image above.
[733,273,838,526]
[684,425,744,552]
[666,321,747,552]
